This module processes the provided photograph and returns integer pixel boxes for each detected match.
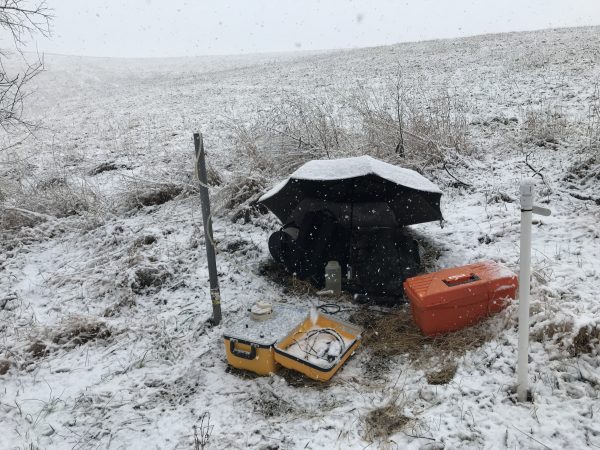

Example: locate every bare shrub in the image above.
[521,102,569,147]
[267,94,351,159]
[224,77,471,187]
[0,1,52,150]
[586,82,600,153]
[193,412,213,450]
[225,109,332,177]
[6,173,103,221]
[120,155,215,209]
[214,173,268,223]
[350,77,470,163]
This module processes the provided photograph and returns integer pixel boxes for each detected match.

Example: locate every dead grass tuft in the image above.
[426,362,458,385]
[128,183,184,208]
[16,178,101,219]
[0,208,46,229]
[569,325,600,357]
[349,306,493,366]
[215,174,268,224]
[258,259,320,296]
[131,265,172,293]
[362,401,410,442]
[51,318,111,349]
[27,340,49,358]
[103,293,136,317]
[531,320,573,343]
[28,318,111,359]
[0,359,10,375]
[522,103,569,148]
[88,162,124,176]
[252,387,298,418]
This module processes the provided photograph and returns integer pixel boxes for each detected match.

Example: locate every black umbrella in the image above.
[258,155,443,226]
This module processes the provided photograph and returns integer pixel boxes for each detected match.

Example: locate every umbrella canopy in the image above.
[258,155,443,226]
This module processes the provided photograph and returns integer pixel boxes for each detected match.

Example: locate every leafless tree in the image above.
[0,0,52,148]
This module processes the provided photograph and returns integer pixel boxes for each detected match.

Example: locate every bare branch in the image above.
[0,1,52,151]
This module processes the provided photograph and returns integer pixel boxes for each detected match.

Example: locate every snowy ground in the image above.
[1,26,600,449]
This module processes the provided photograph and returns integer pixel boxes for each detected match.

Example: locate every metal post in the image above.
[194,132,222,325]
[517,180,533,402]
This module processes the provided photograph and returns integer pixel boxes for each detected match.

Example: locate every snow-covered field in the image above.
[1,26,600,449]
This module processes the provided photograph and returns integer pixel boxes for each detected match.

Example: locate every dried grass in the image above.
[0,207,47,229]
[425,362,458,385]
[11,176,103,220]
[569,325,600,357]
[252,386,299,418]
[127,183,184,208]
[52,320,111,349]
[131,265,173,293]
[362,400,410,442]
[214,174,268,223]
[350,306,494,367]
[27,318,111,358]
[521,102,570,148]
[258,259,319,296]
[531,320,574,343]
[0,359,10,375]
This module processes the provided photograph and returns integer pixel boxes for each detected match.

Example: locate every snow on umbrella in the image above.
[258,155,443,226]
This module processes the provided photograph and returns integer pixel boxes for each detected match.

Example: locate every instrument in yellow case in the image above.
[223,302,306,376]
[274,313,362,381]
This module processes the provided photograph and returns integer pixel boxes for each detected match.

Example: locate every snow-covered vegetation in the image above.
[1,26,599,449]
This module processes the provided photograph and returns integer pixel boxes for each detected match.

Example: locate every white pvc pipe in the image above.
[517,180,534,402]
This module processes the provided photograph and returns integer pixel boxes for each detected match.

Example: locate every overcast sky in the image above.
[16,0,600,57]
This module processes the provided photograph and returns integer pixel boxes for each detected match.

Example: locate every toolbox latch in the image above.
[443,273,480,287]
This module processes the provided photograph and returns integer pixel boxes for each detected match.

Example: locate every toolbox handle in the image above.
[443,273,480,287]
[230,339,257,360]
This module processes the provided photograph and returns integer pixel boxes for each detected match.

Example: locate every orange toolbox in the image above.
[403,260,518,335]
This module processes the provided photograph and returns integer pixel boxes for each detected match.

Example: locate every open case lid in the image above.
[223,303,308,347]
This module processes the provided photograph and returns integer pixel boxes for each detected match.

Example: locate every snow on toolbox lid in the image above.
[223,303,307,348]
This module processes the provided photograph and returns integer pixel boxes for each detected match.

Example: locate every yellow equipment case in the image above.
[274,313,362,381]
[223,303,306,376]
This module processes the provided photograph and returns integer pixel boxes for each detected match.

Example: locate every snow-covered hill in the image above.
[1,26,599,449]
